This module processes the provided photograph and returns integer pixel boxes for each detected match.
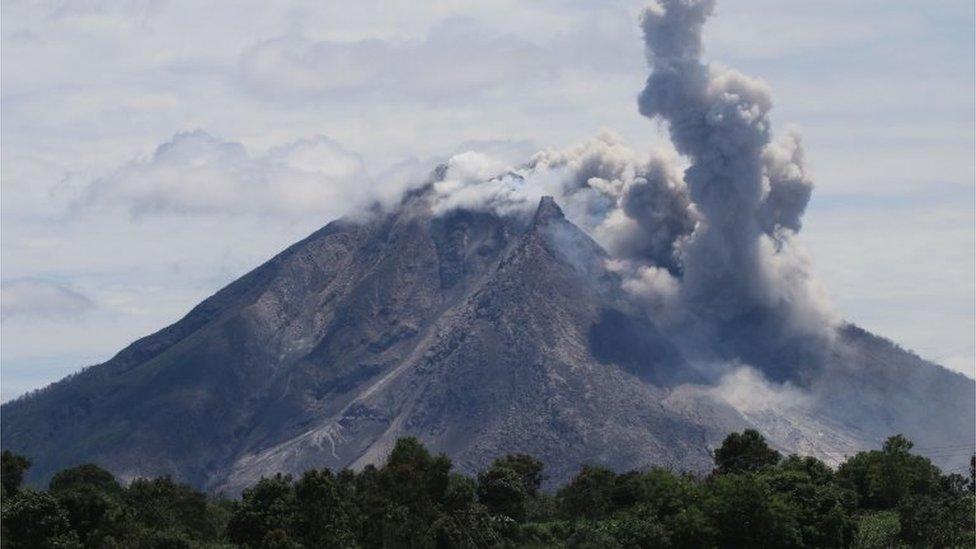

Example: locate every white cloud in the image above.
[237,17,564,104]
[1,279,95,320]
[78,130,374,218]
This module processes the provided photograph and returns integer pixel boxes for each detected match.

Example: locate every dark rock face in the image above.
[2,195,973,493]
[588,308,699,387]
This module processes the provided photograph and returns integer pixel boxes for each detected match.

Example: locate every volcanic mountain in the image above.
[2,191,973,493]
[3,0,974,493]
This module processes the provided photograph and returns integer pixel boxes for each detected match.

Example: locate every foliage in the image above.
[47,464,126,547]
[1,431,972,548]
[836,434,942,510]
[490,454,545,496]
[853,511,900,549]
[713,428,782,474]
[125,476,228,543]
[478,465,530,521]
[1,489,81,548]
[1,450,32,497]
[556,466,617,521]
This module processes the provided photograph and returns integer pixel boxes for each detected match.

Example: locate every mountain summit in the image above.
[2,192,973,493]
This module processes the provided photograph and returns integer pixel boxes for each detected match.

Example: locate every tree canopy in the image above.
[1,431,972,548]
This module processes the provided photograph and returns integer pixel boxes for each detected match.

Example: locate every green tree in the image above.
[50,487,122,547]
[836,434,941,510]
[1,450,32,497]
[713,429,781,475]
[258,528,303,549]
[292,469,356,548]
[381,438,452,508]
[443,473,477,512]
[227,474,297,548]
[759,464,856,547]
[489,454,544,496]
[49,464,122,495]
[1,489,82,548]
[702,473,802,548]
[557,466,618,521]
[124,476,225,544]
[613,468,701,517]
[610,468,713,548]
[430,507,505,548]
[778,454,835,485]
[897,474,975,547]
[564,520,623,549]
[359,437,454,547]
[48,465,128,547]
[3,432,972,548]
[477,466,529,521]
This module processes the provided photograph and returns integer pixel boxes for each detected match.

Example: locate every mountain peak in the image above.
[2,188,973,492]
[533,195,564,226]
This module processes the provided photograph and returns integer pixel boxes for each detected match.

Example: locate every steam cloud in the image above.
[426,133,697,276]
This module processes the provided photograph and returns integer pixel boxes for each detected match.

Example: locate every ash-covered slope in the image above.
[218,196,713,493]
[3,193,972,493]
[0,194,707,490]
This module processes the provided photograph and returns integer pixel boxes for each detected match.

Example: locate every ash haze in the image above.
[1,0,974,401]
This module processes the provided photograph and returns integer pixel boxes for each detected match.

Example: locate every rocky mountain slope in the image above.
[3,192,973,493]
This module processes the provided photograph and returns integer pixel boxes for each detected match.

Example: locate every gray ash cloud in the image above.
[637,0,822,333]
[420,0,831,361]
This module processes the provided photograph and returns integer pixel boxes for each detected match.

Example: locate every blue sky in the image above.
[2,0,974,401]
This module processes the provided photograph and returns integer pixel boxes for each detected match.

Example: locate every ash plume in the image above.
[636,0,829,337]
[420,0,831,349]
[407,0,841,387]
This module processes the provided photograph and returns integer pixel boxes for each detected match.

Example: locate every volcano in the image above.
[2,191,972,493]
[3,0,974,493]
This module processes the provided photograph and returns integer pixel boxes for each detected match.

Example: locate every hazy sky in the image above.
[2,0,974,401]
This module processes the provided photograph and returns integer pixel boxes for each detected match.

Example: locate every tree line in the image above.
[2,430,973,548]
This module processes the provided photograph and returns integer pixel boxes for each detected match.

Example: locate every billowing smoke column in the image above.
[637,0,825,334]
[423,0,834,351]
